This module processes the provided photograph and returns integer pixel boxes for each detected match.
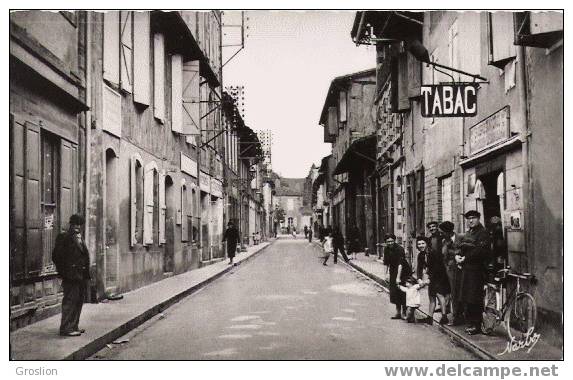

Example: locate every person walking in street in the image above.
[304,225,308,239]
[52,214,90,337]
[439,221,463,326]
[347,225,361,260]
[383,233,411,319]
[308,226,313,243]
[457,210,491,335]
[292,226,297,239]
[332,227,350,263]
[322,231,335,266]
[416,236,451,325]
[222,221,240,266]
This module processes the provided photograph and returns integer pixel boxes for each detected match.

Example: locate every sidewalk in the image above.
[311,240,562,360]
[10,241,274,360]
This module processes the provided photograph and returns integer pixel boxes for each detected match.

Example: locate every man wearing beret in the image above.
[426,221,444,258]
[457,210,491,335]
[52,214,90,337]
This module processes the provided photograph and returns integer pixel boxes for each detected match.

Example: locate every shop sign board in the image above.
[420,84,478,117]
[211,178,223,198]
[180,153,198,178]
[469,106,510,154]
[199,171,211,193]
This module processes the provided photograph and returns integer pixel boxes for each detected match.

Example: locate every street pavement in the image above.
[90,237,475,360]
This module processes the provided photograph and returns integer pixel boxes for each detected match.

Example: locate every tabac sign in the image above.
[421,84,479,117]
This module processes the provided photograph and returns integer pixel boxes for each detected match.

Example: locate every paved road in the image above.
[90,238,475,360]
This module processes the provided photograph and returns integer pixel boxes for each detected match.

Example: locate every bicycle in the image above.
[481,267,537,341]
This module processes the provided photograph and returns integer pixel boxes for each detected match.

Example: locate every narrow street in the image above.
[90,238,474,360]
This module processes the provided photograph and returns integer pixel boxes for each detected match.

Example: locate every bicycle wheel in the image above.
[482,285,499,335]
[504,292,537,341]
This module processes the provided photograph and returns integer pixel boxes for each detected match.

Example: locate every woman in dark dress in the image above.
[383,233,411,319]
[222,221,240,265]
[416,236,451,325]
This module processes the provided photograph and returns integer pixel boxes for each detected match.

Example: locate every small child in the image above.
[322,233,334,266]
[399,276,427,323]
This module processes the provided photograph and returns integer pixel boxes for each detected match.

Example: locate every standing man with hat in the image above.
[426,221,444,258]
[222,221,240,266]
[52,214,90,337]
[439,220,463,326]
[457,210,491,335]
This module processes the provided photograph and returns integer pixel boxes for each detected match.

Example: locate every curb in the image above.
[315,246,497,361]
[66,241,275,360]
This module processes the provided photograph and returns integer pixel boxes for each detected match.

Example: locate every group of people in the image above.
[320,225,362,265]
[384,210,492,336]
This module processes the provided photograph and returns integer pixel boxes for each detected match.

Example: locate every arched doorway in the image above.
[104,148,119,293]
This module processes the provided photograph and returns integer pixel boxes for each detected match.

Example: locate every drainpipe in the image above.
[84,11,94,300]
[517,44,533,273]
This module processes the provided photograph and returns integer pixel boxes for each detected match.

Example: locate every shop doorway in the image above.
[104,148,119,293]
[476,171,502,226]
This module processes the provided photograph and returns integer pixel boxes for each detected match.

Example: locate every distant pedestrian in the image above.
[52,214,90,337]
[347,225,361,260]
[399,276,427,323]
[416,236,450,325]
[332,227,350,263]
[304,225,308,238]
[308,227,313,243]
[222,221,240,265]
[383,233,411,319]
[439,221,463,326]
[457,210,491,335]
[322,232,335,266]
[292,227,297,239]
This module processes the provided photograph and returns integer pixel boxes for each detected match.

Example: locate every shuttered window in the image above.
[181,184,188,242]
[489,12,516,68]
[182,60,201,145]
[153,33,165,122]
[133,12,150,105]
[171,54,183,134]
[158,171,166,244]
[143,162,158,245]
[103,11,120,84]
[130,154,143,246]
[120,11,133,92]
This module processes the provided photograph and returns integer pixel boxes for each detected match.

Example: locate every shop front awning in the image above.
[333,134,377,175]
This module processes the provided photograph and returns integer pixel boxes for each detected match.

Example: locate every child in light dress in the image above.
[322,233,334,266]
[399,276,428,323]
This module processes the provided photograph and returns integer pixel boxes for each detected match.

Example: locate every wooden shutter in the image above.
[327,107,338,137]
[338,91,347,123]
[133,12,150,105]
[60,140,74,231]
[11,116,26,279]
[120,11,133,93]
[25,122,43,276]
[407,53,422,99]
[130,156,138,246]
[397,53,410,111]
[171,54,183,133]
[181,185,188,241]
[490,12,516,68]
[103,11,120,84]
[182,60,200,145]
[143,165,155,245]
[159,171,166,244]
[153,33,165,122]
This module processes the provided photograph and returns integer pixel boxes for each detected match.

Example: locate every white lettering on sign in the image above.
[469,106,510,154]
[420,84,479,117]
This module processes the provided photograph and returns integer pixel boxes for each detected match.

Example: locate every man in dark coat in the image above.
[457,210,491,335]
[439,221,464,326]
[222,221,240,265]
[332,227,349,263]
[426,221,444,257]
[52,214,90,337]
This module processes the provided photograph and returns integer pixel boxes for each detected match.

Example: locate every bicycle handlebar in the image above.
[496,267,535,280]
